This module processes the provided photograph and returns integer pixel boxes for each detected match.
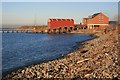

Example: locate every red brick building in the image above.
[48,19,74,29]
[82,12,109,30]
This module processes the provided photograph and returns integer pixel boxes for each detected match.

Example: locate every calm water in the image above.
[2,33,94,74]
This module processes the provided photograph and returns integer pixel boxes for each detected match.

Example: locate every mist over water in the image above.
[2,33,94,74]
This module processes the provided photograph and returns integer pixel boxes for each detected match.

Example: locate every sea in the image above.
[2,32,94,74]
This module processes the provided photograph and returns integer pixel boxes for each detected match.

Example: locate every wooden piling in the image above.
[25,30,28,33]
[16,30,18,33]
[41,31,43,33]
[12,30,14,33]
[2,30,4,33]
[7,30,9,33]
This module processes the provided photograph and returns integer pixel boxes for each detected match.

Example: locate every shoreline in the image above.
[3,29,119,79]
[2,32,95,76]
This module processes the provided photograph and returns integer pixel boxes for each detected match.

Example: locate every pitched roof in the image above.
[83,18,90,19]
[91,13,101,18]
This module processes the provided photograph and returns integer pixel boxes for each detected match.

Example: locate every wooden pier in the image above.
[0,28,34,33]
[1,26,82,34]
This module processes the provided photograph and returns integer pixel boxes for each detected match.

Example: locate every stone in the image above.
[84,74,93,78]
[3,30,119,79]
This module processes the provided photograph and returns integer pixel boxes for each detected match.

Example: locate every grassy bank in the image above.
[3,29,119,79]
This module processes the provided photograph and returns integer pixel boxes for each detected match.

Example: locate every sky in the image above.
[1,0,120,2]
[1,2,118,28]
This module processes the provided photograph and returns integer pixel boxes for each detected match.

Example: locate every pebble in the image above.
[3,29,119,79]
[84,74,93,78]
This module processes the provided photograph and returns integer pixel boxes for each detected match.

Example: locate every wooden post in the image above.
[58,27,61,33]
[41,31,43,33]
[61,27,64,33]
[2,30,4,33]
[47,29,50,33]
[16,30,18,33]
[12,30,14,33]
[56,28,59,33]
[52,29,55,33]
[7,30,9,33]
[51,29,53,33]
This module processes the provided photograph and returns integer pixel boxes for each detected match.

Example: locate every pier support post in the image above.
[47,29,50,33]
[67,27,71,33]
[25,30,28,33]
[63,27,67,33]
[7,30,9,33]
[2,30,4,33]
[16,30,18,33]
[41,31,43,33]
[58,28,60,33]
[56,28,59,33]
[53,29,56,33]
[12,30,14,33]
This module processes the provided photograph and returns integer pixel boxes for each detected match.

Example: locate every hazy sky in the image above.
[2,2,118,27]
[1,0,119,2]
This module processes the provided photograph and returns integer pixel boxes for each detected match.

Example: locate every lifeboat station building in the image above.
[82,12,109,30]
[47,19,74,33]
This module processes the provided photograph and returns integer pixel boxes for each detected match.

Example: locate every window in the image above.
[102,19,104,22]
[53,19,56,21]
[58,19,61,21]
[99,16,101,19]
[62,19,65,21]
[102,16,104,20]
[98,19,101,23]
[94,25,100,27]
[67,19,70,21]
